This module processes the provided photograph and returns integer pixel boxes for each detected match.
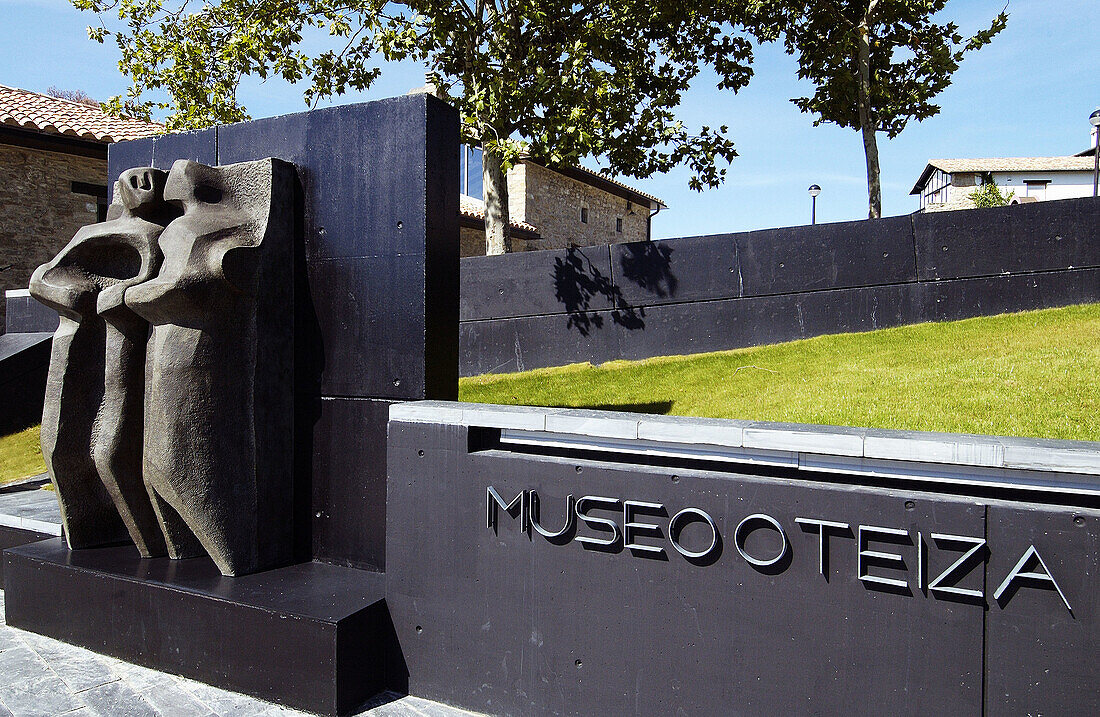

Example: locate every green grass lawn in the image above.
[0,425,46,485]
[460,303,1100,441]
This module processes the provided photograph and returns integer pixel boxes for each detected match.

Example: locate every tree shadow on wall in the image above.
[618,241,677,299]
[552,246,645,336]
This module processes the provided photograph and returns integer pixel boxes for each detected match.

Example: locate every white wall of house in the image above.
[922,170,1096,211]
[992,171,1095,202]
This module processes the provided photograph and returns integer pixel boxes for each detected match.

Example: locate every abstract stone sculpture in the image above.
[30,167,177,554]
[126,158,296,577]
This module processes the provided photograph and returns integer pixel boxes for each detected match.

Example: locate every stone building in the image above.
[0,84,161,330]
[459,151,666,257]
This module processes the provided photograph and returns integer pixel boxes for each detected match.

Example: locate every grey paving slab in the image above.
[22,633,119,693]
[0,626,20,652]
[76,680,157,717]
[0,647,85,717]
[178,679,272,716]
[0,488,61,536]
[458,403,546,431]
[110,662,180,694]
[544,408,639,439]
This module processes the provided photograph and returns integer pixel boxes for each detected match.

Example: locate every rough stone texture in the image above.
[459,226,484,258]
[510,162,649,250]
[0,144,106,332]
[29,167,173,553]
[460,162,649,256]
[94,168,180,557]
[125,158,296,577]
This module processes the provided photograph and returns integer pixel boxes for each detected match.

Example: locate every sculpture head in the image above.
[30,167,171,322]
[125,159,277,325]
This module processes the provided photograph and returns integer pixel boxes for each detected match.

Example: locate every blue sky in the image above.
[2,0,1097,238]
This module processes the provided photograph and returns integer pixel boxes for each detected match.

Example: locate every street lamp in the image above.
[1090,109,1100,197]
[808,184,821,225]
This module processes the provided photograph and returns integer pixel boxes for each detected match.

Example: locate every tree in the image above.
[968,173,1013,208]
[742,1,1007,219]
[46,86,99,107]
[75,0,754,254]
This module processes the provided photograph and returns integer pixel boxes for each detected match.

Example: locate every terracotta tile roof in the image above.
[0,84,163,143]
[518,153,666,209]
[911,156,1096,194]
[460,194,540,234]
[551,161,667,209]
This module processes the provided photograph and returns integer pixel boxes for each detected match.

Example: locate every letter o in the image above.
[734,513,789,567]
[669,508,719,559]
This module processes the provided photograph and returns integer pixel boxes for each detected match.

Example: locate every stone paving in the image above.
[0,482,61,536]
[0,486,477,717]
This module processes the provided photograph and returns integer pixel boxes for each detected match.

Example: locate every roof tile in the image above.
[0,84,163,143]
[928,156,1095,173]
[460,194,539,233]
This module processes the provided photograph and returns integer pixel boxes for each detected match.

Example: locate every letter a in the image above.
[993,545,1072,612]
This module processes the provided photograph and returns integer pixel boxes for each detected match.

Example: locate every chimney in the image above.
[407,73,442,99]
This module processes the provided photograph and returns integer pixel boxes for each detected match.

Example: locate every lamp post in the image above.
[808,184,821,225]
[1090,109,1100,197]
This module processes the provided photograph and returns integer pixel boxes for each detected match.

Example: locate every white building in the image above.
[911,128,1098,212]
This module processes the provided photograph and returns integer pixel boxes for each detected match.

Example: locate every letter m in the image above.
[487,486,528,533]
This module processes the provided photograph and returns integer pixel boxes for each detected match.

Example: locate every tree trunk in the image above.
[856,9,882,219]
[482,146,511,255]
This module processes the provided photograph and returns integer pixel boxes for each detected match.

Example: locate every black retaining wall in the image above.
[460,197,1100,375]
[387,406,1100,716]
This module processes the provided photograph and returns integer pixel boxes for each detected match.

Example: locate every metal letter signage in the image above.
[486,485,1075,612]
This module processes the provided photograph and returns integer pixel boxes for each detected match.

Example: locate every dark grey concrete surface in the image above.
[0,331,51,435]
[109,94,460,571]
[387,402,1100,716]
[459,196,1100,375]
[0,589,478,717]
[4,292,58,334]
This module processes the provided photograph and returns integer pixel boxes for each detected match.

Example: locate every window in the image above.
[71,181,107,222]
[459,145,483,199]
[1024,180,1049,201]
[616,218,623,233]
[580,207,588,224]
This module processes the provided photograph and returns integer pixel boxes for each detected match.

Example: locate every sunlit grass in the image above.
[460,303,1100,441]
[0,425,46,485]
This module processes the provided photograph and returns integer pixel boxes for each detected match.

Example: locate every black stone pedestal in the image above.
[3,540,400,715]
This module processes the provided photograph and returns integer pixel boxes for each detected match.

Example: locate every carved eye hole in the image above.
[128,171,153,191]
[193,183,223,204]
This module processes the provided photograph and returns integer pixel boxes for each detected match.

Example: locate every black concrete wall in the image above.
[387,418,1100,716]
[460,197,1100,375]
[0,331,52,435]
[108,96,460,572]
[5,293,58,334]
